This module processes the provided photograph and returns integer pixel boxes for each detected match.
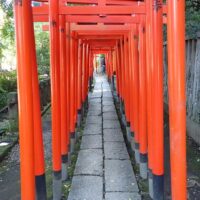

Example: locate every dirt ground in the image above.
[0,112,52,200]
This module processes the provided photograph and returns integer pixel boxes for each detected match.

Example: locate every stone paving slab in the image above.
[89,99,101,103]
[103,89,112,92]
[85,123,102,130]
[94,83,102,88]
[81,135,102,149]
[105,192,141,200]
[88,109,102,114]
[68,176,103,200]
[103,87,111,90]
[103,110,117,114]
[83,126,102,135]
[90,89,101,92]
[94,86,102,89]
[90,98,101,103]
[103,93,112,97]
[102,97,114,102]
[102,84,110,87]
[103,128,123,135]
[93,88,102,92]
[89,102,101,107]
[74,149,103,176]
[89,93,102,98]
[89,94,101,98]
[88,107,102,112]
[103,112,118,120]
[104,141,129,160]
[103,105,116,112]
[94,84,102,87]
[103,101,114,106]
[87,110,102,116]
[104,129,124,142]
[105,160,139,192]
[86,116,102,124]
[103,120,121,129]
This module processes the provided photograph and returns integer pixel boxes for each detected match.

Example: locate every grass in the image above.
[45,160,53,199]
[62,138,82,199]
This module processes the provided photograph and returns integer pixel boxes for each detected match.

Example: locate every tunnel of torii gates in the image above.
[14,0,186,200]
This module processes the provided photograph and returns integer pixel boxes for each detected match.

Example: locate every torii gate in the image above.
[14,0,186,200]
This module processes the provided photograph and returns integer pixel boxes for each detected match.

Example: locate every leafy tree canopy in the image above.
[0,1,50,74]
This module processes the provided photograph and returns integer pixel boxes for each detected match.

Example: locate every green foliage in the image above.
[0,0,15,63]
[0,71,17,92]
[0,2,50,75]
[1,17,14,45]
[0,92,7,109]
[0,0,13,18]
[186,0,200,38]
[0,71,17,109]
[34,23,50,75]
[9,119,19,132]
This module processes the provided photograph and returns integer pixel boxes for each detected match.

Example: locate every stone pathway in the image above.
[68,75,141,200]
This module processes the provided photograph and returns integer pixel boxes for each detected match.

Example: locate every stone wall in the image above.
[39,78,51,108]
[7,78,51,122]
[164,33,200,144]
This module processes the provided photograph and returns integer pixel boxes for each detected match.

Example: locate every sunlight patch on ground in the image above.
[0,142,9,147]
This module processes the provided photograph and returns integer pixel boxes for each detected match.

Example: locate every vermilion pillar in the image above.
[69,31,76,153]
[167,0,187,199]
[59,15,68,181]
[85,44,90,97]
[30,9,47,199]
[151,0,164,199]
[132,25,140,164]
[73,34,78,127]
[145,0,153,169]
[124,35,130,123]
[120,38,126,126]
[49,0,62,199]
[77,40,83,127]
[81,43,86,104]
[116,43,120,96]
[129,27,135,141]
[14,1,35,199]
[66,22,70,160]
[119,39,124,102]
[138,23,148,179]
[88,50,93,92]
[125,34,131,142]
[145,0,155,197]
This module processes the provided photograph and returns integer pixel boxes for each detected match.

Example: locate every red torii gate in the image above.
[14,0,186,200]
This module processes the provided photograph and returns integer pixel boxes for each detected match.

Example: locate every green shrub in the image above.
[0,92,7,109]
[0,71,17,109]
[0,71,17,92]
